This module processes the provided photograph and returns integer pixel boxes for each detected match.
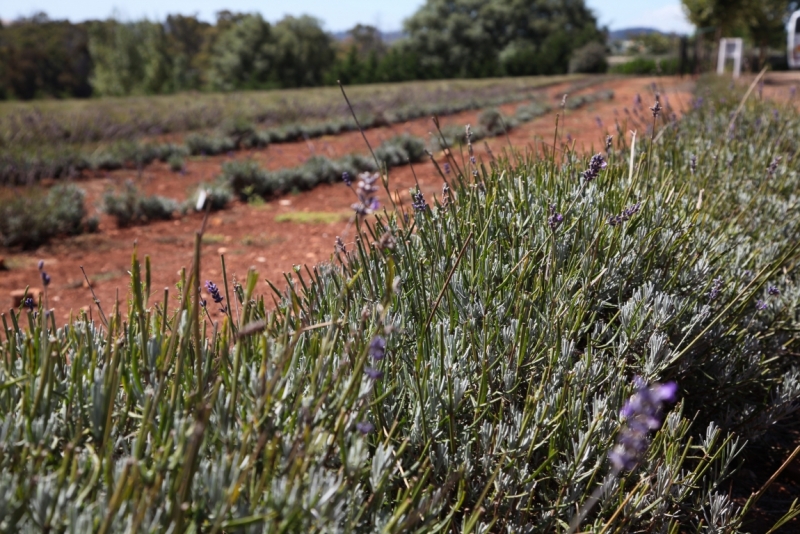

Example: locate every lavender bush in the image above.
[0,77,798,532]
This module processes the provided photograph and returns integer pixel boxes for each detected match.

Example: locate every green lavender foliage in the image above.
[0,184,88,248]
[0,75,594,185]
[102,181,180,227]
[0,78,799,532]
[221,135,426,200]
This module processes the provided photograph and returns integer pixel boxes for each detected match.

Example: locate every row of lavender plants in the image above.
[0,79,610,186]
[1,77,798,532]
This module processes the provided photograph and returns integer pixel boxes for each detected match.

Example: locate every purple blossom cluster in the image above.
[650,96,662,118]
[757,285,782,312]
[352,172,381,216]
[708,277,724,302]
[767,157,781,177]
[582,153,607,183]
[608,203,641,227]
[411,188,428,213]
[364,335,386,381]
[205,280,227,313]
[609,377,677,471]
[38,260,51,287]
[335,236,346,253]
[547,204,564,231]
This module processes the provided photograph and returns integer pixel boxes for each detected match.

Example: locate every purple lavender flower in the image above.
[356,421,374,434]
[634,94,642,107]
[767,157,781,177]
[689,154,697,175]
[650,97,662,118]
[335,236,346,253]
[756,300,768,311]
[605,135,613,152]
[694,97,704,109]
[608,203,640,226]
[205,280,227,312]
[609,377,677,471]
[411,188,428,213]
[23,296,35,311]
[442,183,452,207]
[708,277,724,302]
[582,153,607,183]
[342,171,352,187]
[364,367,384,380]
[443,162,451,175]
[369,336,386,360]
[548,204,564,231]
[768,285,780,296]
[596,116,603,129]
[38,261,51,287]
[352,172,381,216]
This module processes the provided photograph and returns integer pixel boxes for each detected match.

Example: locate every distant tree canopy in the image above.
[0,13,92,100]
[401,0,604,78]
[0,1,607,100]
[681,0,798,66]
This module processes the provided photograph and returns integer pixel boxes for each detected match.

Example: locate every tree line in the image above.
[0,0,605,100]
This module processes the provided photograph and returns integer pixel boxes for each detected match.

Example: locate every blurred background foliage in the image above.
[2,0,800,100]
[0,0,604,100]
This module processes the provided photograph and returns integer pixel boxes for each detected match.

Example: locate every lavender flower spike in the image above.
[768,285,780,296]
[369,336,386,360]
[411,188,428,213]
[609,377,677,471]
[650,95,662,118]
[547,204,564,231]
[356,421,374,434]
[364,367,384,380]
[205,280,227,312]
[582,153,607,183]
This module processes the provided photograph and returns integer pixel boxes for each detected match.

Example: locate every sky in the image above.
[3,0,694,34]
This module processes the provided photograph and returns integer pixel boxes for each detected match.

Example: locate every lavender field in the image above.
[0,76,798,532]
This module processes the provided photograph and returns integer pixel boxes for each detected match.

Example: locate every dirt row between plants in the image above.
[0,76,693,321]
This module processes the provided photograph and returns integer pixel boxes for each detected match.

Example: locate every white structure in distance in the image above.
[788,10,800,69]
[717,38,743,78]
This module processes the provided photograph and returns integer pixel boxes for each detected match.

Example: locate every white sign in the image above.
[717,38,743,78]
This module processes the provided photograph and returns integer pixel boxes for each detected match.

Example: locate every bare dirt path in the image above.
[0,76,693,320]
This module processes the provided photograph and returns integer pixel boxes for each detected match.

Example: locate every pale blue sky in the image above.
[3,0,693,33]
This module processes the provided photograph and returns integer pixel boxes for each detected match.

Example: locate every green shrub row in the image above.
[0,184,96,248]
[610,57,681,75]
[102,181,181,227]
[221,134,426,201]
[0,80,593,185]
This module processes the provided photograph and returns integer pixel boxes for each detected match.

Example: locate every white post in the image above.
[717,38,743,78]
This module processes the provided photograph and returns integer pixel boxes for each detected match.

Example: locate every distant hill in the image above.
[609,27,668,41]
[331,30,405,43]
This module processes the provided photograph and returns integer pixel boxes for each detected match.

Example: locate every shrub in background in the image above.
[569,41,608,73]
[611,56,680,75]
[0,184,87,248]
[103,180,179,226]
[167,154,185,173]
